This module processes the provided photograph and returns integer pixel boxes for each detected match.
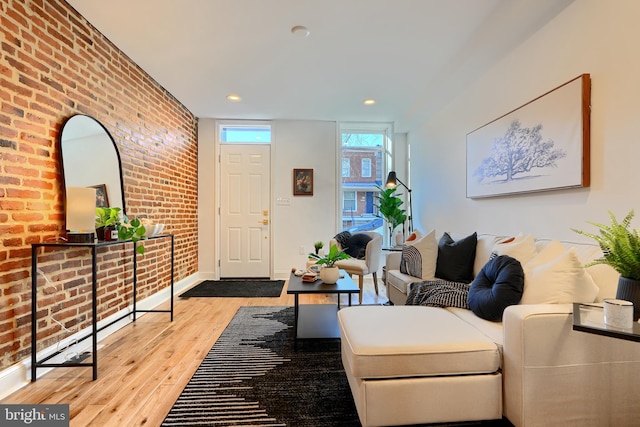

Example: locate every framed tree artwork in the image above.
[466,74,590,198]
[293,169,313,196]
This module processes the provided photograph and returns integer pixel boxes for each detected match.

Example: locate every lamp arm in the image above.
[394,177,409,191]
[393,177,413,233]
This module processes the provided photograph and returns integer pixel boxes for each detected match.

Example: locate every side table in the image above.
[572,303,640,342]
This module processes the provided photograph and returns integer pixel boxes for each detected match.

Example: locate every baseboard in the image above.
[0,273,200,400]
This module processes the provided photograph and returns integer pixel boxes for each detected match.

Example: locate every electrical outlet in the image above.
[299,246,305,255]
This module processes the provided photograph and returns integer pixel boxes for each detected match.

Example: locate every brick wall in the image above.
[0,0,198,371]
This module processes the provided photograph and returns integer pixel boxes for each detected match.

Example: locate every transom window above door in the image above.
[219,124,271,143]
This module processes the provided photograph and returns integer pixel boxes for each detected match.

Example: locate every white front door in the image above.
[219,144,271,278]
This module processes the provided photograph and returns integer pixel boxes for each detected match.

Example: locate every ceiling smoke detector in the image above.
[291,25,310,38]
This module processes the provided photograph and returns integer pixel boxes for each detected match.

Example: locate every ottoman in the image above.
[338,305,502,427]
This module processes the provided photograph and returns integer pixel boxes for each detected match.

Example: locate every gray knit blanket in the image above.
[405,279,471,309]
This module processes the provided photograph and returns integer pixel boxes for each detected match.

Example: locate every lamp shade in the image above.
[385,171,397,189]
[66,187,96,232]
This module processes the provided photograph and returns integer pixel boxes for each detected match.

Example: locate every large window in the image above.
[339,124,391,233]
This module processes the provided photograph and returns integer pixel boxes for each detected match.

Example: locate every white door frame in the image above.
[214,120,274,280]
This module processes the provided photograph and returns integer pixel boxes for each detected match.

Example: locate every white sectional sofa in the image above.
[338,232,640,426]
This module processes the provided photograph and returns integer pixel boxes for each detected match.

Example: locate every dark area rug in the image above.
[162,306,513,427]
[162,306,358,426]
[179,279,285,298]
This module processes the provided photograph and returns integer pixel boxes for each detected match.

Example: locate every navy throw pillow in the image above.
[344,233,372,259]
[468,255,524,321]
[333,231,351,250]
[435,232,477,283]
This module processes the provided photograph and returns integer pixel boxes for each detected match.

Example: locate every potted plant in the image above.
[95,207,122,241]
[313,241,324,255]
[573,209,640,319]
[375,186,407,245]
[95,207,146,254]
[308,244,350,284]
[118,215,147,255]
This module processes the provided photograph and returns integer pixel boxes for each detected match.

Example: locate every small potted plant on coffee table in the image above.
[308,244,350,284]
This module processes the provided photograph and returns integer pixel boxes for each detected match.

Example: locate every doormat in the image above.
[179,279,285,298]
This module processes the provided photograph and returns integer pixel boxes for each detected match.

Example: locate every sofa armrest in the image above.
[386,252,402,270]
[503,304,640,426]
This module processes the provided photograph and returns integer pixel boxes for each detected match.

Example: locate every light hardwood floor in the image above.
[2,278,388,426]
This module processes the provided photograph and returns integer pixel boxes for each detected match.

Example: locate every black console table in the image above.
[31,234,174,381]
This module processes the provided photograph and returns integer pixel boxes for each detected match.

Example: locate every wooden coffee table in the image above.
[287,270,360,344]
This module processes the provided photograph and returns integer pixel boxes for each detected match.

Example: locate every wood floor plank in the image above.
[0,278,388,427]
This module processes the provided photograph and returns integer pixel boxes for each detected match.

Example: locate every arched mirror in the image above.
[60,115,126,215]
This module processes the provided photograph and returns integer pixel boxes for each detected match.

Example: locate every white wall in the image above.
[272,120,338,277]
[197,119,338,279]
[198,119,217,279]
[410,0,639,241]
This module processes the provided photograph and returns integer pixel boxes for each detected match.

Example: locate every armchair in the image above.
[330,231,382,304]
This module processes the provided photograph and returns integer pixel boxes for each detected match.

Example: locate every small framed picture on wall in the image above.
[293,169,313,196]
[90,184,109,207]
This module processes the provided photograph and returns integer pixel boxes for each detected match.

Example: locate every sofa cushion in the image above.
[338,306,500,379]
[473,234,506,277]
[387,269,418,296]
[400,229,437,279]
[468,255,525,321]
[446,307,504,350]
[491,233,537,265]
[436,232,477,283]
[521,241,600,304]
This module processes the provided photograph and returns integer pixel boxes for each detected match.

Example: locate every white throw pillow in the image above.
[399,229,437,280]
[521,243,600,304]
[526,240,566,268]
[491,233,538,265]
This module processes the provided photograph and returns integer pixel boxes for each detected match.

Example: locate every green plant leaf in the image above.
[573,210,640,279]
[308,243,350,267]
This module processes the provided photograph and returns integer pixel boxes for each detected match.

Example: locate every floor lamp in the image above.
[385,171,413,233]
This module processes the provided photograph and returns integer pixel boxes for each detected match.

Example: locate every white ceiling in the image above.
[66,0,574,132]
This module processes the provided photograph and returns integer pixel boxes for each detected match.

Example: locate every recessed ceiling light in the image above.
[291,25,310,38]
[226,94,242,102]
[363,99,376,106]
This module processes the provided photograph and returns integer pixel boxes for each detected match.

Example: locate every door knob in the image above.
[259,219,269,225]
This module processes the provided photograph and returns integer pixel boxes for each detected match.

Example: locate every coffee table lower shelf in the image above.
[296,304,340,339]
[287,270,360,347]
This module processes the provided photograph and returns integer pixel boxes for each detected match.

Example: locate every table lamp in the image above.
[66,187,96,243]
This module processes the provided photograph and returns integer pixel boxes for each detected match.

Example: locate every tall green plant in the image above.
[375,186,407,243]
[572,210,640,280]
